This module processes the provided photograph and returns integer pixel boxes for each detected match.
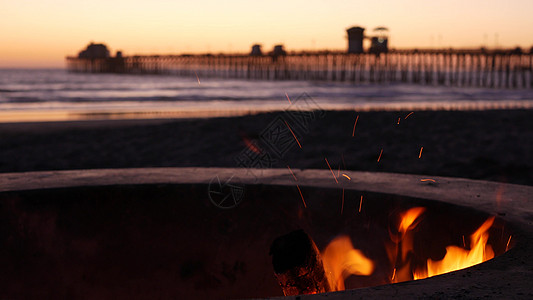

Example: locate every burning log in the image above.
[269,229,332,296]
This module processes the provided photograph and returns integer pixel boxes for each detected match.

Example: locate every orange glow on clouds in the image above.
[1,0,533,68]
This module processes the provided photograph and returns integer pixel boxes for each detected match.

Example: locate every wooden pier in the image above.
[66,51,533,89]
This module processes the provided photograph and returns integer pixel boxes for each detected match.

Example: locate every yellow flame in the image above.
[321,235,374,291]
[414,217,495,280]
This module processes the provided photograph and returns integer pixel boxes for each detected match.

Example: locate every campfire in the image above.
[270,205,510,296]
[0,168,524,299]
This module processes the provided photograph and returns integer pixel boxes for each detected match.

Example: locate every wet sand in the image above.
[0,109,531,186]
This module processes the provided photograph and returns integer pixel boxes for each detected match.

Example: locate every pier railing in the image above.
[66,52,533,88]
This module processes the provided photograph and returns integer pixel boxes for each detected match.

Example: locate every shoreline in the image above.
[0,99,532,124]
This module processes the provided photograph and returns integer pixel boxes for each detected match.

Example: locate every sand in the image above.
[0,109,531,186]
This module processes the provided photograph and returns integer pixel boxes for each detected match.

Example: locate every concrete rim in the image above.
[0,167,532,299]
[0,167,530,216]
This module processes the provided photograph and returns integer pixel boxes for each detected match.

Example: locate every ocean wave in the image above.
[2,69,533,110]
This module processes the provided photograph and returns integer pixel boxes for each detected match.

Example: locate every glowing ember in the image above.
[413,217,495,280]
[321,236,374,291]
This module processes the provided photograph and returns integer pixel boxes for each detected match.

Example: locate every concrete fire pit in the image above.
[0,168,531,299]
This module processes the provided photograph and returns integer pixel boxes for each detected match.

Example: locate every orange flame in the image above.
[398,207,426,235]
[413,217,495,280]
[321,236,374,291]
[387,207,426,283]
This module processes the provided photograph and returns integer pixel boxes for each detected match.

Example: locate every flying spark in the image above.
[391,268,396,281]
[324,157,339,184]
[462,235,466,247]
[506,235,512,251]
[342,173,351,180]
[405,111,414,119]
[420,178,436,182]
[287,165,298,181]
[194,71,201,85]
[377,148,383,162]
[419,146,424,159]
[397,117,401,125]
[285,92,291,104]
[296,184,307,208]
[352,114,359,137]
[242,136,261,154]
[284,120,302,148]
[358,195,363,213]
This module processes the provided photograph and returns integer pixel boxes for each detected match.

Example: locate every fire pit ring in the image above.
[0,167,532,299]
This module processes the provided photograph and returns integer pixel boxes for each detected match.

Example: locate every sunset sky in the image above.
[1,0,533,68]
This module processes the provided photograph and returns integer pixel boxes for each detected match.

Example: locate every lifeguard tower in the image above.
[346,26,365,53]
[369,27,389,54]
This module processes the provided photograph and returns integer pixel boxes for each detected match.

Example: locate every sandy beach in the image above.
[0,109,531,186]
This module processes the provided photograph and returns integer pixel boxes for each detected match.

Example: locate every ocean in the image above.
[1,68,533,122]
